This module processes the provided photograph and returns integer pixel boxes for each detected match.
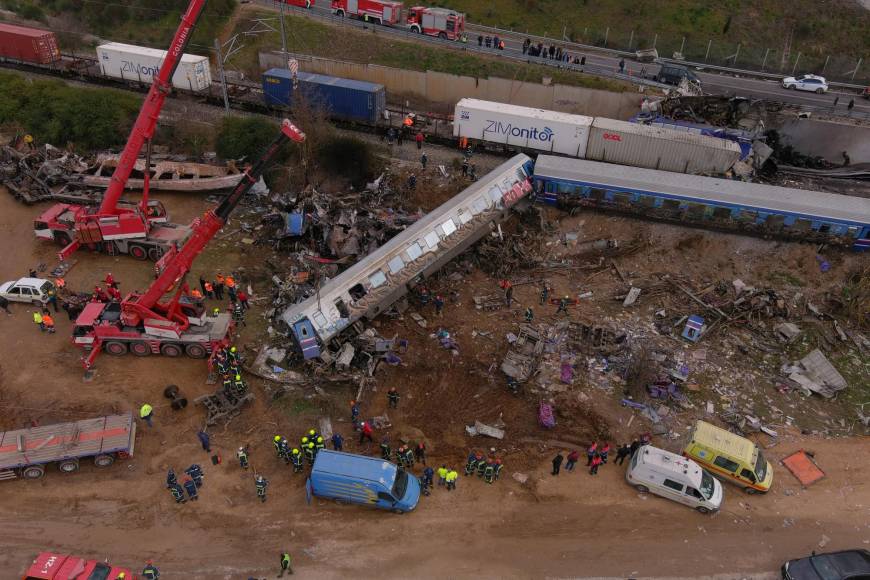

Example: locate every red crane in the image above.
[34,0,208,262]
[74,120,306,369]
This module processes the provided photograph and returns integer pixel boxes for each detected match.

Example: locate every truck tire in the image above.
[23,465,45,479]
[94,454,115,467]
[164,384,180,398]
[129,244,148,260]
[635,484,649,493]
[54,231,72,247]
[148,247,162,261]
[185,343,208,359]
[438,31,447,39]
[104,341,128,356]
[336,9,344,17]
[161,343,182,357]
[411,25,421,33]
[696,506,710,514]
[130,341,151,356]
[59,458,80,473]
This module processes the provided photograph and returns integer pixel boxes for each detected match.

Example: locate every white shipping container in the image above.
[454,98,592,157]
[587,117,741,175]
[96,42,212,92]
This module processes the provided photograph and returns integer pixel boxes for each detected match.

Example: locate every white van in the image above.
[625,445,723,513]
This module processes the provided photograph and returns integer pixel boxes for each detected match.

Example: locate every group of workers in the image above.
[213,344,249,400]
[270,427,333,474]
[166,464,205,503]
[464,451,505,484]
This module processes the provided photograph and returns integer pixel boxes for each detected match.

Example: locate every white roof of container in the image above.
[637,446,704,483]
[98,42,208,63]
[457,98,593,126]
[534,155,870,224]
[591,117,741,154]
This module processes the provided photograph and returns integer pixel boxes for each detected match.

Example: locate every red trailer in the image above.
[24,552,134,580]
[331,0,403,25]
[407,6,464,40]
[0,23,60,64]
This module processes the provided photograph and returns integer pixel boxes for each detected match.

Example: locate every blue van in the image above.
[306,450,421,513]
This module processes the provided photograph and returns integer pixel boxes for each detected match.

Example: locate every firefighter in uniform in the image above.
[304,442,316,465]
[279,439,292,464]
[169,482,185,503]
[308,428,319,442]
[380,436,391,460]
[477,455,487,477]
[300,435,309,452]
[142,562,160,579]
[315,436,325,455]
[395,446,405,469]
[255,475,268,502]
[483,459,496,484]
[237,446,249,469]
[274,435,284,458]
[222,375,234,396]
[233,374,247,397]
[403,446,415,470]
[166,468,177,487]
[227,346,240,370]
[185,464,204,488]
[494,458,504,481]
[290,448,303,473]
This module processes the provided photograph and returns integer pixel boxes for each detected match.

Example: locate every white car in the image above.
[782,74,829,93]
[0,277,55,304]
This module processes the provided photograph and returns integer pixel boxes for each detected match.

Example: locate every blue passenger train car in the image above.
[263,68,386,124]
[532,155,870,251]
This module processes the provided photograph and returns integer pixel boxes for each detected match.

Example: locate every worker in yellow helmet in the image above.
[139,403,154,428]
[290,448,302,473]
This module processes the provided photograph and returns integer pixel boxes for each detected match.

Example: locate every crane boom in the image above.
[121,120,306,329]
[97,0,208,217]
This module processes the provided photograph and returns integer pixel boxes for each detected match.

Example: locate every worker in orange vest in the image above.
[42,309,55,334]
[214,274,225,300]
[225,275,237,302]
[190,288,203,300]
[204,281,214,299]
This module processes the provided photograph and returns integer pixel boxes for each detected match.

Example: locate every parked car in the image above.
[684,420,773,493]
[782,74,829,93]
[625,444,723,513]
[0,277,54,305]
[654,63,701,88]
[782,549,870,579]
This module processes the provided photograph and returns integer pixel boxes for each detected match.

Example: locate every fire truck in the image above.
[331,0,403,25]
[33,0,205,264]
[407,6,464,40]
[24,552,134,580]
[73,120,306,369]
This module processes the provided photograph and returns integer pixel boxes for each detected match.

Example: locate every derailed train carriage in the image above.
[281,154,535,358]
[532,155,870,251]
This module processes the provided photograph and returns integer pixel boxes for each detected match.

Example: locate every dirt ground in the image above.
[0,148,869,579]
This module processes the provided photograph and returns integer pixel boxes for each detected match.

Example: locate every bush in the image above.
[0,72,139,151]
[315,136,383,187]
[215,116,284,161]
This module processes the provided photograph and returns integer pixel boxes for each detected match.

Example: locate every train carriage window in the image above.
[424,231,440,249]
[738,210,758,222]
[614,193,632,206]
[590,188,606,201]
[457,210,472,225]
[369,271,387,288]
[684,203,705,218]
[766,214,785,229]
[441,219,457,236]
[515,167,528,182]
[793,218,812,231]
[712,206,732,220]
[558,182,574,194]
[349,283,367,300]
[488,186,503,204]
[639,195,656,208]
[334,299,350,318]
[405,242,423,261]
[847,226,859,238]
[817,223,831,233]
[661,199,680,211]
[388,255,405,274]
[312,311,328,328]
[472,197,489,214]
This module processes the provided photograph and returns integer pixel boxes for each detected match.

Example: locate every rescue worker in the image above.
[225,275,237,302]
[214,273,225,300]
[166,468,177,488]
[183,476,198,501]
[169,482,185,503]
[42,311,55,334]
[557,295,570,315]
[140,403,154,428]
[586,442,598,466]
[204,280,214,299]
[232,302,246,327]
[395,445,405,469]
[190,288,203,300]
[350,400,360,429]
[290,448,303,473]
[279,439,291,464]
[421,152,428,170]
[477,454,488,477]
[464,452,477,476]
[233,374,247,397]
[315,436,325,455]
[331,432,343,451]
[278,552,293,577]
[446,468,458,491]
[380,436,391,460]
[212,307,220,317]
[227,346,240,368]
[237,289,249,310]
[599,442,611,464]
[589,452,602,475]
[142,561,160,579]
[359,421,374,444]
[437,464,448,486]
[255,475,268,502]
[404,446,415,469]
[414,441,426,465]
[305,442,316,465]
[104,272,116,288]
[237,446,249,469]
[483,459,496,484]
[197,429,211,453]
[300,435,309,452]
[308,428,319,442]
[275,435,286,459]
[434,294,444,317]
[387,386,399,409]
[222,375,234,397]
[615,443,631,465]
[525,307,534,323]
[185,464,204,488]
[33,309,44,331]
[46,288,58,312]
[494,458,504,480]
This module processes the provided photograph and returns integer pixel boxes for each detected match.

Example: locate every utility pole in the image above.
[279,0,288,56]
[214,38,230,114]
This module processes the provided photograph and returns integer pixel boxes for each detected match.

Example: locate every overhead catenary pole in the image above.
[851,58,862,81]
[791,52,802,76]
[704,39,712,61]
[761,48,770,71]
[214,38,230,113]
[279,0,288,56]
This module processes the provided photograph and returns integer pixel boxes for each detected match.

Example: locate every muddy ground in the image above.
[0,138,868,579]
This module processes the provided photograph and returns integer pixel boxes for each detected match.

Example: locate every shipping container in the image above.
[0,23,60,64]
[587,117,741,175]
[263,68,387,124]
[96,42,212,91]
[453,98,592,157]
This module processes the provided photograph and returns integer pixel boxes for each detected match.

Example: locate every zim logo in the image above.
[603,132,622,142]
[460,110,470,120]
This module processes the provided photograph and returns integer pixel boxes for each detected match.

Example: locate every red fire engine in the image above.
[407,6,464,40]
[331,0,403,25]
[33,0,206,264]
[24,552,134,580]
[73,120,306,369]
[281,0,314,7]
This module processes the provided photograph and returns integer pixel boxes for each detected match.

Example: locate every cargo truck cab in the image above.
[307,450,421,513]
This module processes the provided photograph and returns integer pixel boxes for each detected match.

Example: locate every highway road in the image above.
[259,1,870,116]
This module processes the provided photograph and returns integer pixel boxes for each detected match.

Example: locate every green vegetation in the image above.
[3,0,236,56]
[216,116,282,161]
[431,0,870,81]
[0,71,139,151]
[228,11,631,92]
[316,135,383,187]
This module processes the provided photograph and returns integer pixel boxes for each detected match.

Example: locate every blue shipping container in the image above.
[263,68,386,124]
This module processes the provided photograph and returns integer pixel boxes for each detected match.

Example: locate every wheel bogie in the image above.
[129,244,148,260]
[58,458,80,473]
[23,465,45,479]
[104,341,128,356]
[130,341,151,356]
[161,343,183,357]
[185,343,208,359]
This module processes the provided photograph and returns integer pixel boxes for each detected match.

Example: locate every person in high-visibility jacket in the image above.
[278,552,293,577]
[140,403,154,428]
[304,442,315,465]
[274,435,285,458]
[315,436,325,454]
[483,460,496,484]
[42,312,55,334]
[446,468,458,491]
[290,448,303,473]
[437,464,448,486]
[233,374,247,397]
[142,561,160,579]
[32,310,44,331]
